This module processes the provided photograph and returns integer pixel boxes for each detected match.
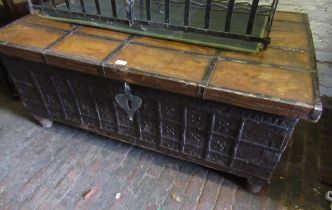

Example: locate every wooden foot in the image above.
[246,178,265,193]
[33,115,53,128]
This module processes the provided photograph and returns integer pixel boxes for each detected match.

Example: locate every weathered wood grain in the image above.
[0,13,321,121]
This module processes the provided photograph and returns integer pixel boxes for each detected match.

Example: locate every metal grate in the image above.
[28,0,279,52]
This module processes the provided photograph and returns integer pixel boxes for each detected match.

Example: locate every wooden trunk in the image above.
[3,55,298,192]
[0,13,322,193]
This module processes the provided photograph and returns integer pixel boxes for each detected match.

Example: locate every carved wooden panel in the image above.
[3,56,298,183]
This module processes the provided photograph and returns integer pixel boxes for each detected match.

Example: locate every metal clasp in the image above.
[115,83,142,121]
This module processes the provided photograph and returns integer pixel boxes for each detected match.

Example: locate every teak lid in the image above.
[0,13,322,122]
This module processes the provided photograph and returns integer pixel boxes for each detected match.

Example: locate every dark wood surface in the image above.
[0,12,322,121]
[0,0,38,19]
[2,54,299,186]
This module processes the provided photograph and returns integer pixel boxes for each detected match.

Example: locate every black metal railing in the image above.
[29,0,279,49]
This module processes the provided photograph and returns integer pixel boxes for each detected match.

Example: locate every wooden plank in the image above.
[270,30,309,49]
[102,65,200,97]
[48,34,121,61]
[0,13,321,121]
[0,45,45,63]
[223,48,311,71]
[107,44,210,82]
[209,61,314,105]
[21,14,74,31]
[45,34,122,74]
[131,36,216,56]
[274,11,305,23]
[77,27,130,41]
[0,23,65,50]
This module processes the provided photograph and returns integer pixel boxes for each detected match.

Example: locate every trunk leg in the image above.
[33,115,53,128]
[246,177,265,193]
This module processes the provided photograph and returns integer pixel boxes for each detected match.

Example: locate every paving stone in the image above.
[144,160,178,209]
[55,139,122,209]
[14,129,79,207]
[18,132,94,210]
[160,162,197,210]
[320,86,332,98]
[195,171,223,210]
[0,126,80,210]
[249,189,268,210]
[316,51,332,63]
[116,156,175,210]
[103,150,156,210]
[233,188,252,210]
[0,126,63,187]
[214,180,238,210]
[89,146,144,210]
[179,167,209,210]
[36,135,108,210]
[145,155,168,179]
[319,72,332,89]
[107,152,158,209]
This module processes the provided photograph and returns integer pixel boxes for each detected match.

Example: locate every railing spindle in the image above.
[94,0,101,15]
[165,0,170,24]
[79,0,85,13]
[246,0,259,34]
[140,0,144,20]
[64,0,71,10]
[265,0,279,37]
[51,0,56,8]
[146,0,151,21]
[111,0,117,18]
[225,0,235,32]
[184,0,191,26]
[204,0,212,29]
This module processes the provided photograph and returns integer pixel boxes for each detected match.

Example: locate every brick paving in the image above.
[0,87,331,210]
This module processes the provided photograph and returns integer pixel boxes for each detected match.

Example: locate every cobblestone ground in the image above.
[278,0,332,99]
[0,88,331,210]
